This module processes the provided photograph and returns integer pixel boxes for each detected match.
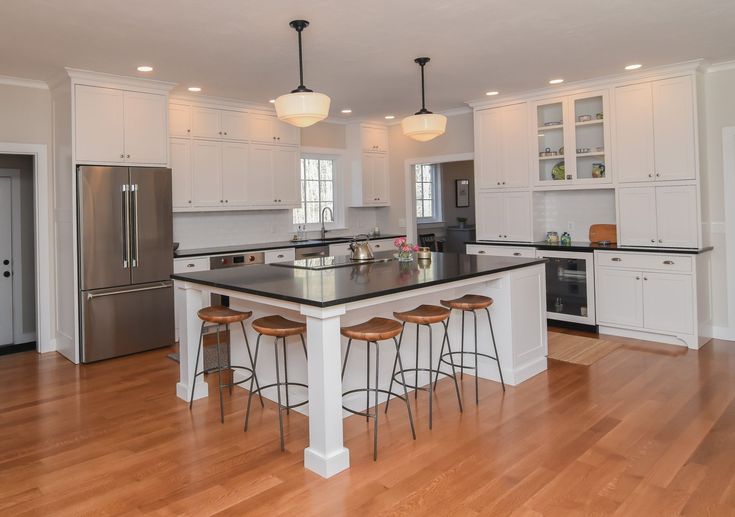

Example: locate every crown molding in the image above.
[439,106,472,117]
[0,74,48,90]
[706,59,735,73]
[467,59,705,109]
[65,67,176,93]
[169,92,274,112]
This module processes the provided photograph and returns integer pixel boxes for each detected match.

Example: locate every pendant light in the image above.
[402,57,447,142]
[275,20,330,128]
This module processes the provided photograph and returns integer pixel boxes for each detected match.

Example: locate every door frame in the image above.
[0,143,52,353]
[722,126,735,340]
[403,152,474,244]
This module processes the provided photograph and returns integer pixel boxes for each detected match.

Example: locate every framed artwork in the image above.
[455,179,470,207]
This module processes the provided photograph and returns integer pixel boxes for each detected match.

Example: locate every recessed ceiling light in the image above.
[341,109,352,114]
[485,91,499,96]
[384,115,395,120]
[625,64,642,70]
[188,86,202,92]
[549,78,564,85]
[137,65,153,72]
[269,99,276,103]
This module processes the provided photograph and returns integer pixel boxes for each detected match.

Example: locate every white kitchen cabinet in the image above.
[361,125,389,153]
[191,107,249,141]
[346,123,391,207]
[643,272,694,334]
[220,110,249,141]
[362,152,389,205]
[122,90,168,164]
[596,268,644,328]
[75,85,124,163]
[329,242,352,256]
[170,137,193,208]
[273,146,300,206]
[618,185,698,248]
[247,144,300,208]
[474,103,529,189]
[191,140,222,207]
[466,244,536,257]
[220,142,249,206]
[249,113,300,146]
[264,248,295,264]
[191,107,221,139]
[614,76,696,183]
[475,191,532,242]
[173,256,210,274]
[169,103,191,137]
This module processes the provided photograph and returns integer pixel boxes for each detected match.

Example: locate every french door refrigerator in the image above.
[78,165,174,362]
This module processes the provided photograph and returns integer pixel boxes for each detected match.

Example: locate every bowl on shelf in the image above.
[551,161,565,180]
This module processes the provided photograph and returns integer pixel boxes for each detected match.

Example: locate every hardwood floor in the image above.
[1,334,734,516]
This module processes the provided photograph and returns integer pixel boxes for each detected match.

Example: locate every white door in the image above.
[475,191,505,240]
[617,187,657,246]
[596,268,644,328]
[643,272,694,334]
[191,140,222,206]
[169,138,192,208]
[503,191,532,242]
[501,103,529,188]
[655,185,698,248]
[614,82,655,183]
[370,153,389,204]
[220,142,249,206]
[652,76,696,181]
[169,103,191,138]
[0,178,13,345]
[249,113,276,144]
[274,118,301,146]
[474,107,503,188]
[123,91,167,164]
[191,107,221,139]
[220,110,249,141]
[362,152,377,204]
[247,145,276,206]
[75,85,124,163]
[273,146,300,206]
[361,126,388,152]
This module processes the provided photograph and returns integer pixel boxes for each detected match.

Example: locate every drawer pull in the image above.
[636,276,640,280]
[277,254,284,259]
[611,257,622,262]
[663,260,674,265]
[513,252,521,256]
[186,263,195,268]
[478,250,486,254]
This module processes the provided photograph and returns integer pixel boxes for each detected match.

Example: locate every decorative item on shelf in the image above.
[592,162,606,178]
[540,147,557,157]
[455,179,470,207]
[275,20,331,128]
[544,121,561,126]
[394,237,419,262]
[578,114,592,122]
[576,147,591,154]
[457,216,468,229]
[560,232,572,246]
[546,231,559,244]
[372,226,381,237]
[596,112,604,120]
[559,146,564,155]
[595,146,604,152]
[417,247,432,260]
[551,161,565,180]
[402,57,447,142]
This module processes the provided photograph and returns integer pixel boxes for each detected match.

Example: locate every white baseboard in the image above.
[711,326,735,341]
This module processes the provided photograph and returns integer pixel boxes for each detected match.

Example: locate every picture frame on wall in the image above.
[456,179,470,207]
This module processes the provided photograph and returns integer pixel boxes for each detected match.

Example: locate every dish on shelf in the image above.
[592,162,606,178]
[578,114,592,122]
[544,121,562,126]
[551,161,565,180]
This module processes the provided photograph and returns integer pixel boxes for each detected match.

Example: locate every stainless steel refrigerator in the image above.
[77,165,174,362]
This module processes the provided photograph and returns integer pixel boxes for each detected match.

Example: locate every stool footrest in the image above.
[439,351,499,370]
[251,381,309,410]
[391,367,455,391]
[342,387,410,418]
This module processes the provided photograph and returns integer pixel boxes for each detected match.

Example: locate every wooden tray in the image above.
[589,224,617,244]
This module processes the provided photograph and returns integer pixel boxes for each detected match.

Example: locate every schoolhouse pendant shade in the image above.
[402,57,446,142]
[275,20,330,128]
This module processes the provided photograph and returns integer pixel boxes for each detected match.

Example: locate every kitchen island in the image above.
[172,252,547,478]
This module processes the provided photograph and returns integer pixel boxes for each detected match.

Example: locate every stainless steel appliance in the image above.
[295,245,329,259]
[348,234,374,261]
[535,250,596,326]
[78,166,174,362]
[209,251,264,307]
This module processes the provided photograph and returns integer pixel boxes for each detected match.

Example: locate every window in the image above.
[415,163,441,222]
[293,156,338,226]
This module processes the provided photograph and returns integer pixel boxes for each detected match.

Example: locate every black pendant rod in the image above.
[290,20,313,93]
[414,57,432,115]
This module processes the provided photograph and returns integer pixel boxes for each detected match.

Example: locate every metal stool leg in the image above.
[384,323,405,414]
[215,324,225,423]
[341,338,353,381]
[240,321,264,408]
[189,321,206,409]
[300,333,308,359]
[366,338,371,422]
[227,324,233,395]
[473,310,480,404]
[486,307,505,392]
[443,319,464,413]
[283,336,290,414]
[372,341,380,461]
[244,333,262,431]
[427,324,434,429]
[394,337,416,439]
[274,336,286,451]
[460,310,465,379]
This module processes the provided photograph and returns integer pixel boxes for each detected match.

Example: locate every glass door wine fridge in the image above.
[536,250,596,325]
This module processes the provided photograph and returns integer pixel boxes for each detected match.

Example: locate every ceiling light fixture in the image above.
[485,91,499,96]
[269,99,276,104]
[341,109,352,114]
[274,20,330,128]
[401,57,447,142]
[137,65,153,72]
[385,115,395,120]
[625,64,642,70]
[549,78,564,85]
[188,86,202,92]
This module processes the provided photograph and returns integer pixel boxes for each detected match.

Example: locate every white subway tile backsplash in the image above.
[540,190,616,241]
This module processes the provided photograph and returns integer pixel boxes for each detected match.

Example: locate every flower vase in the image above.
[397,251,414,262]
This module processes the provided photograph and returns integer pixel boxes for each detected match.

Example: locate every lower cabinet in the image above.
[475,190,532,242]
[466,244,536,257]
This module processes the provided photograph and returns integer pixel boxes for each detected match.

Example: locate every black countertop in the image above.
[171,251,546,307]
[174,234,406,258]
[466,240,713,255]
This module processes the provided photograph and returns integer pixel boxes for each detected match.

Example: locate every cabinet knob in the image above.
[648,173,653,178]
[120,154,124,158]
[658,239,663,243]
[219,131,222,135]
[277,137,281,140]
[187,129,191,133]
[220,199,223,203]
[498,234,502,238]
[126,154,130,159]
[644,277,648,281]
[656,173,660,177]
[497,182,501,185]
[650,239,655,243]
[224,131,228,135]
[188,200,192,204]
[225,199,228,203]
[636,276,640,280]
[273,136,276,140]
[502,182,506,185]
[503,235,507,238]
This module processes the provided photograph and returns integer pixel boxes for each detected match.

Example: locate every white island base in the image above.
[175,262,547,478]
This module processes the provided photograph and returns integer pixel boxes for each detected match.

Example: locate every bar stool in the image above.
[244,315,308,451]
[386,305,463,429]
[189,305,262,423]
[341,317,416,461]
[436,294,505,404]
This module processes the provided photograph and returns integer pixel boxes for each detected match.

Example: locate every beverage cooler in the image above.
[535,250,596,325]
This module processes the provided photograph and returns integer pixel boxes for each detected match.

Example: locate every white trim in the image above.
[439,106,472,117]
[170,93,273,113]
[712,326,735,341]
[403,152,474,243]
[65,67,176,94]
[706,60,735,73]
[723,127,735,337]
[415,163,443,224]
[295,153,346,230]
[0,143,52,353]
[0,75,49,90]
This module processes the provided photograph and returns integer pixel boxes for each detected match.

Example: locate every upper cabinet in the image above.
[475,103,529,189]
[346,123,391,207]
[75,85,168,165]
[614,76,696,183]
[361,125,389,153]
[532,90,610,186]
[249,113,300,146]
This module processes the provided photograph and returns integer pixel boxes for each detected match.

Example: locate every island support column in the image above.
[175,281,209,402]
[300,304,350,478]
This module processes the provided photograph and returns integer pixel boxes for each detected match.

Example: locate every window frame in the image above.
[415,163,443,224]
[293,151,345,230]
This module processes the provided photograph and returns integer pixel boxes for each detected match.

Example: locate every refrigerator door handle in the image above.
[86,281,171,300]
[122,184,130,269]
[131,183,140,268]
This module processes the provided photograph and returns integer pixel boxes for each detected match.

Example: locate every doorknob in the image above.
[3,271,10,278]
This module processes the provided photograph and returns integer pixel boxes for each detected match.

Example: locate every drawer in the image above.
[466,244,536,257]
[173,257,210,273]
[370,239,396,252]
[329,242,352,256]
[595,251,692,273]
[264,248,295,264]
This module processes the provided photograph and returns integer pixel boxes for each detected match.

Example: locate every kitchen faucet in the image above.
[320,206,333,240]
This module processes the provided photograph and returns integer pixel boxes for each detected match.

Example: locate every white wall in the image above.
[537,189,616,240]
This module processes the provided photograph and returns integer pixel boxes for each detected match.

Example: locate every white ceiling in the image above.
[2,0,735,121]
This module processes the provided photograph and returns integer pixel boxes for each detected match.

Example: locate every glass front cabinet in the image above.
[532,90,611,186]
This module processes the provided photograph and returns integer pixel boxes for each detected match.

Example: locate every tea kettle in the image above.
[349,234,374,261]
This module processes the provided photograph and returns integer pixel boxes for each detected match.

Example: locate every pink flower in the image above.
[394,237,406,248]
[401,245,410,252]
[412,244,419,252]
